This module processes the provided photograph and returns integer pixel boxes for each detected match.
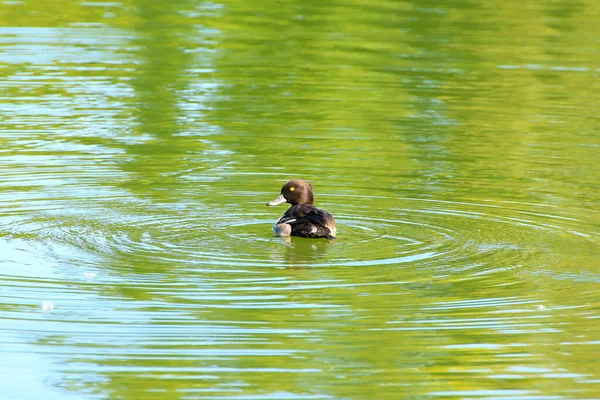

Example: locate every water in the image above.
[1,0,599,399]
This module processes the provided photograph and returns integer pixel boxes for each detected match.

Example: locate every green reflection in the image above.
[116,0,211,199]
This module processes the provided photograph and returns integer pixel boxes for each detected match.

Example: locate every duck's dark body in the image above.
[274,204,336,239]
[267,179,336,240]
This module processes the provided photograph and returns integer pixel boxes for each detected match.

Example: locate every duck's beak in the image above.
[267,194,287,206]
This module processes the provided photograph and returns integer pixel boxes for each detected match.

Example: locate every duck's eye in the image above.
[289,187,295,192]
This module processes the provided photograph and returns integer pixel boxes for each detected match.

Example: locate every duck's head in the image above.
[266,179,314,206]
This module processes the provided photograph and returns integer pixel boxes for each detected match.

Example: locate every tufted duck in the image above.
[266,179,336,239]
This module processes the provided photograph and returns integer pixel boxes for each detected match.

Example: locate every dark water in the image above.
[1,0,599,399]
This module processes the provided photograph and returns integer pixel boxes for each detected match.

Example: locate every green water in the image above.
[1,0,599,399]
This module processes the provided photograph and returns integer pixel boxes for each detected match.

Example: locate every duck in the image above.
[266,179,336,239]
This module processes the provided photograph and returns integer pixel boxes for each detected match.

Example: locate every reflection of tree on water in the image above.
[117,0,214,201]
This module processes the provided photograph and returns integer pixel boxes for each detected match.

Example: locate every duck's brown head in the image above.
[266,179,314,206]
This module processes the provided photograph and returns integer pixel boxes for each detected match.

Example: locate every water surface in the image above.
[1,0,599,399]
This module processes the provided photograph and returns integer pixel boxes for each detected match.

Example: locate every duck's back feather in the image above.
[276,204,336,239]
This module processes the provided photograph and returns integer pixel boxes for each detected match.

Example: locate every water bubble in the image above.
[42,301,54,312]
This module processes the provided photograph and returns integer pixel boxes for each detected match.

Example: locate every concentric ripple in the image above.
[2,189,593,276]
[79,193,590,275]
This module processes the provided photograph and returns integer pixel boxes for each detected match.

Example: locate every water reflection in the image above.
[277,237,334,266]
[118,0,218,199]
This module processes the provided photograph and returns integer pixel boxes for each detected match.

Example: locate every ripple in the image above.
[103,194,591,277]
[1,191,593,278]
